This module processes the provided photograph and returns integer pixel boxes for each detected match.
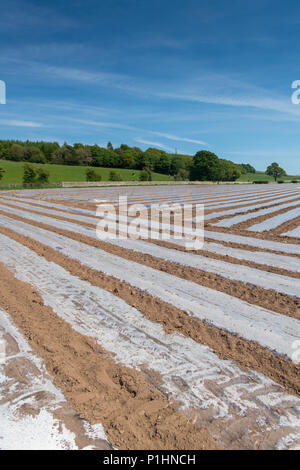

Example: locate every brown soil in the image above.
[3,196,300,256]
[1,333,112,450]
[0,261,218,450]
[204,193,300,216]
[0,207,298,320]
[6,191,296,216]
[0,224,299,398]
[204,234,300,258]
[206,200,300,228]
[5,195,300,258]
[270,215,300,236]
[205,224,300,245]
[4,195,300,248]
[149,238,300,279]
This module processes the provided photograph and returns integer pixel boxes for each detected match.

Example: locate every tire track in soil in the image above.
[2,235,300,450]
[0,261,218,451]
[0,223,299,398]
[2,199,300,278]
[0,207,299,319]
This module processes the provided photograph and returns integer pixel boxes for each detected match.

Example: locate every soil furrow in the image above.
[0,224,299,397]
[0,207,299,318]
[0,261,218,450]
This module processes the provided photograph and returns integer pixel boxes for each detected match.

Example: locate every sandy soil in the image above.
[217,203,300,231]
[0,307,112,450]
[0,207,298,320]
[0,261,218,450]
[1,185,300,450]
[0,224,299,399]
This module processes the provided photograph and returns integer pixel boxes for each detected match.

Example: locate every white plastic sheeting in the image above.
[1,234,300,449]
[6,197,300,255]
[248,207,300,232]
[204,230,300,255]
[4,193,300,222]
[0,307,110,450]
[0,205,298,297]
[214,200,300,228]
[0,218,299,359]
[162,237,300,272]
[283,226,300,238]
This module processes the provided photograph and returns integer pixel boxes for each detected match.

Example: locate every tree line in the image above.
[0,139,257,182]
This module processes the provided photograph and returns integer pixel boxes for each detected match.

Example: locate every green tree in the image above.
[75,147,92,166]
[0,167,5,181]
[219,159,241,181]
[139,167,152,181]
[109,170,122,181]
[121,149,135,168]
[36,168,50,184]
[144,148,163,171]
[25,146,46,164]
[265,162,286,182]
[174,168,189,181]
[23,164,50,185]
[40,141,60,161]
[23,163,36,185]
[155,153,171,174]
[170,156,185,176]
[190,151,222,181]
[10,143,24,161]
[134,152,152,170]
[53,144,78,165]
[238,163,256,174]
[86,168,102,182]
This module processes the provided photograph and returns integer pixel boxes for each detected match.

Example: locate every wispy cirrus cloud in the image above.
[3,58,299,122]
[45,65,300,120]
[0,119,44,128]
[155,90,300,116]
[135,139,175,152]
[66,117,137,132]
[64,117,207,147]
[148,72,300,117]
[45,65,126,83]
[229,149,300,158]
[152,131,207,145]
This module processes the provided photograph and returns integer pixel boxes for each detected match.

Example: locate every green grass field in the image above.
[0,160,299,187]
[237,171,300,182]
[0,160,170,185]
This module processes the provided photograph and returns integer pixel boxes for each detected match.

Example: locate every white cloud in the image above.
[152,131,207,145]
[65,117,205,148]
[6,57,300,122]
[45,65,125,84]
[154,90,300,116]
[135,139,175,152]
[0,119,43,127]
[228,149,300,158]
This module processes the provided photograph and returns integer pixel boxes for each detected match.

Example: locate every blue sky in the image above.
[1,0,300,173]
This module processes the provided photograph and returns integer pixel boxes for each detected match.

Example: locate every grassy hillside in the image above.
[0,160,170,184]
[1,160,298,187]
[237,171,300,182]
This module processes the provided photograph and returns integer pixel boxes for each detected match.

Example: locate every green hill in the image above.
[0,160,170,186]
[237,171,299,182]
[1,160,298,188]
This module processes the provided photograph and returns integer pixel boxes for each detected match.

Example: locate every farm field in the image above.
[0,183,300,450]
